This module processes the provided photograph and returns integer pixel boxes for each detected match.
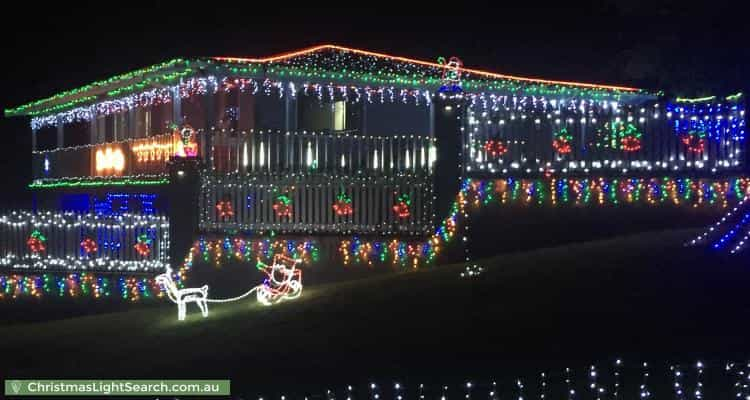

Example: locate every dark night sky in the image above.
[1,2,747,208]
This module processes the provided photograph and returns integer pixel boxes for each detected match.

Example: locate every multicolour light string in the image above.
[341,177,749,267]
[0,272,162,301]
[187,237,319,269]
[0,235,319,301]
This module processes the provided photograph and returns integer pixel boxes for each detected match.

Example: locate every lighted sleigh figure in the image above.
[156,267,209,321]
[157,254,304,321]
[255,255,303,306]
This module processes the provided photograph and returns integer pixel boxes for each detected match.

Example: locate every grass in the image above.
[0,228,748,397]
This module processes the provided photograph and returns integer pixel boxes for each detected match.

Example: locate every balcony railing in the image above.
[32,133,183,180]
[209,129,436,176]
[31,129,436,181]
[0,211,169,273]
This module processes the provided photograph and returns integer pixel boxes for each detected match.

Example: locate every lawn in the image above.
[0,228,748,398]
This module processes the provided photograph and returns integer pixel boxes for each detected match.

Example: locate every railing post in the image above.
[284,82,297,132]
[433,93,465,226]
[56,116,64,149]
[172,86,182,126]
[166,157,201,266]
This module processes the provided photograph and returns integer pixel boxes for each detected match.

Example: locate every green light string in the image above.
[611,179,619,205]
[583,179,591,204]
[107,68,193,97]
[29,177,169,189]
[536,180,545,205]
[11,48,658,119]
[0,273,156,301]
[259,62,649,99]
[675,95,717,103]
[725,92,743,101]
[5,58,189,116]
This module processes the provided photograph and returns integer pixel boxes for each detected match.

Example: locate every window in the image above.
[63,120,89,147]
[366,102,429,135]
[333,100,346,131]
[298,97,346,132]
[144,110,151,137]
[35,126,58,151]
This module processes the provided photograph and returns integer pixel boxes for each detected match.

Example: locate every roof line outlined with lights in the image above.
[7,43,654,118]
[214,44,643,92]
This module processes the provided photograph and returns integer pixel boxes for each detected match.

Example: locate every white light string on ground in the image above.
[249,360,750,400]
[205,287,258,303]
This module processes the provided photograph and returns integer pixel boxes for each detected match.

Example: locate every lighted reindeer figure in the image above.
[155,266,208,321]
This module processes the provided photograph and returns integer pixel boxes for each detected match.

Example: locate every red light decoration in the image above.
[621,136,642,152]
[682,131,707,154]
[134,233,152,257]
[173,124,198,158]
[273,195,293,218]
[552,128,573,155]
[332,193,353,216]
[26,230,46,254]
[393,194,412,218]
[80,237,98,255]
[610,121,643,153]
[215,199,234,220]
[483,139,508,158]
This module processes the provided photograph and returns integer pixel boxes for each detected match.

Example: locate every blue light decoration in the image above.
[97,228,123,257]
[93,193,157,216]
[667,93,746,142]
[43,155,50,176]
[246,194,254,209]
[59,194,90,213]
[690,194,750,254]
[712,211,750,250]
